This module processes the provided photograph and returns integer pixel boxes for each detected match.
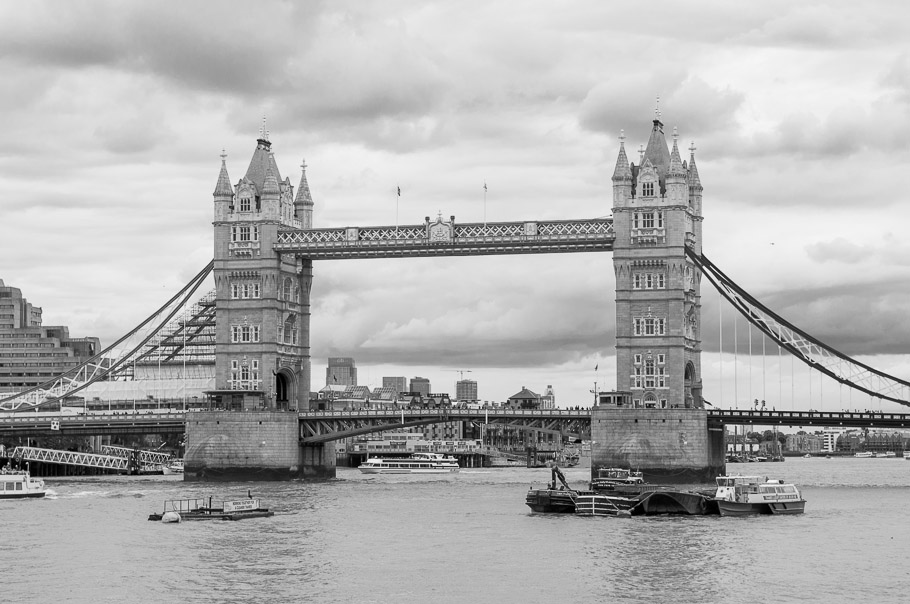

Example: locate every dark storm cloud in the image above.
[0,1,302,93]
[701,278,910,357]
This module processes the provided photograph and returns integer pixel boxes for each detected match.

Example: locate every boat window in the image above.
[15,482,22,490]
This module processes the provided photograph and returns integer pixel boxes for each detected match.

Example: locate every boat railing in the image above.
[163,498,206,513]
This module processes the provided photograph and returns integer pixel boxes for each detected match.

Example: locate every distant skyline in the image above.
[2,1,910,410]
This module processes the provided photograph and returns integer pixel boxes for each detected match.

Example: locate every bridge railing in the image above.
[297,408,592,418]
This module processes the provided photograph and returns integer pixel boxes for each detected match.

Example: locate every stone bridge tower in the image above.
[211,129,314,412]
[611,116,704,408]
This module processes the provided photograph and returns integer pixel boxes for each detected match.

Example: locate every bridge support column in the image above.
[300,442,336,479]
[184,411,333,481]
[591,407,724,483]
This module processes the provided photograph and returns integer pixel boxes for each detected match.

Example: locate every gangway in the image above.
[8,446,161,474]
[100,445,173,466]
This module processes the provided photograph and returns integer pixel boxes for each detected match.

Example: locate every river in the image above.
[3,457,907,603]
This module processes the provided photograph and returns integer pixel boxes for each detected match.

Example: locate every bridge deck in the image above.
[1,408,908,439]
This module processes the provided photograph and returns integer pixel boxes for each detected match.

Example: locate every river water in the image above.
[3,457,908,603]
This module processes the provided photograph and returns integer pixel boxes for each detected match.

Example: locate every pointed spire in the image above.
[213,149,233,198]
[642,116,671,178]
[262,152,279,196]
[294,158,314,207]
[612,130,632,181]
[688,141,702,189]
[668,126,685,178]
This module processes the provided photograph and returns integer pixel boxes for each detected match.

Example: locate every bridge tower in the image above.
[611,115,703,409]
[211,129,314,412]
[594,114,719,483]
[185,127,330,481]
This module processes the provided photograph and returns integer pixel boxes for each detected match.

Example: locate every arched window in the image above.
[283,278,292,302]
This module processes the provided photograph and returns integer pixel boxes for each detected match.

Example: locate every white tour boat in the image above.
[712,475,805,516]
[853,451,874,458]
[0,468,47,499]
[358,452,460,474]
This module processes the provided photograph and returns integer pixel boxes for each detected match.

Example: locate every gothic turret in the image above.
[213,151,234,220]
[665,127,687,205]
[294,159,314,229]
[612,131,633,208]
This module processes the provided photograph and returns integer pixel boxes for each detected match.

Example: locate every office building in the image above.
[383,376,407,394]
[326,357,357,387]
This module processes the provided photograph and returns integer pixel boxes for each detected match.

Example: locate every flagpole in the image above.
[396,185,400,233]
[483,181,487,228]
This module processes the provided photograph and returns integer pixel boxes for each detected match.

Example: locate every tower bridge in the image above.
[2,112,909,482]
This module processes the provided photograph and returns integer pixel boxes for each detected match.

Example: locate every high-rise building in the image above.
[455,379,478,402]
[0,279,101,394]
[326,357,357,387]
[409,376,430,398]
[383,376,407,393]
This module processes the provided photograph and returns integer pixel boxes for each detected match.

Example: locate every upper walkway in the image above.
[273,218,615,259]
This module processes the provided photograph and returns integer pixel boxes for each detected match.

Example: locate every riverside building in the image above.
[0,279,101,394]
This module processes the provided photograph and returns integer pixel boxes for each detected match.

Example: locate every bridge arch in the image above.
[275,368,295,410]
[685,361,697,408]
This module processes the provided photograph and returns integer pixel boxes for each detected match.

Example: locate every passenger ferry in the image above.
[358,452,460,474]
[853,451,874,458]
[0,468,47,499]
[712,475,805,516]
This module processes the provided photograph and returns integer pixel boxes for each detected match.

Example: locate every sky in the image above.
[2,0,910,411]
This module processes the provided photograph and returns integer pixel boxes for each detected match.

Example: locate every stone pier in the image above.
[184,411,335,481]
[591,407,724,484]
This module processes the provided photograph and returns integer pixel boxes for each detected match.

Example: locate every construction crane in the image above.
[445,369,473,380]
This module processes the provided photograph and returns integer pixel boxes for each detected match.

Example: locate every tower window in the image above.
[239,197,251,212]
[643,182,654,197]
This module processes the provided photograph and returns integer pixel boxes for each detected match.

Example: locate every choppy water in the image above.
[3,458,909,603]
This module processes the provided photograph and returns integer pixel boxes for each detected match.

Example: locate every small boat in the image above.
[0,467,46,499]
[854,451,874,458]
[162,460,184,475]
[525,466,636,514]
[876,451,896,458]
[904,451,910,460]
[712,475,805,516]
[358,452,460,474]
[802,454,812,458]
[526,465,579,513]
[148,493,274,521]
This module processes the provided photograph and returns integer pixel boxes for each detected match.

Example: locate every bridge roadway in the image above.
[1,408,909,440]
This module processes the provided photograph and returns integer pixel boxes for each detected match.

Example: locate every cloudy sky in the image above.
[2,0,910,411]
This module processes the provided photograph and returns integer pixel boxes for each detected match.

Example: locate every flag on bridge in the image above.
[595,364,598,371]
[397,186,401,197]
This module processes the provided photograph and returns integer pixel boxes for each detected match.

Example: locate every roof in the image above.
[370,387,398,401]
[508,387,540,400]
[243,138,282,194]
[213,155,233,197]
